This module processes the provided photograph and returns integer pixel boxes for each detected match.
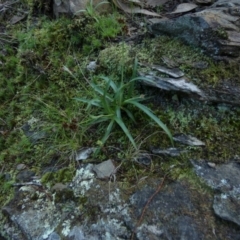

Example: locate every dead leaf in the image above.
[113,0,161,17]
[10,15,26,25]
[145,0,168,8]
[169,3,198,14]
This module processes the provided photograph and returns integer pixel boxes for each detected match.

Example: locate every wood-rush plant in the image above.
[65,60,173,152]
[75,0,109,22]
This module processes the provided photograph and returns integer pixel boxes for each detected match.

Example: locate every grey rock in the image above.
[3,202,60,240]
[149,0,240,61]
[134,152,152,165]
[2,163,240,239]
[139,73,206,98]
[213,193,240,227]
[191,160,240,191]
[173,134,205,146]
[75,148,96,161]
[16,170,35,182]
[130,182,203,240]
[21,123,46,144]
[67,226,85,240]
[151,65,185,78]
[16,164,27,171]
[191,160,240,226]
[212,0,240,8]
[151,147,184,157]
[86,61,97,72]
[130,182,195,216]
[48,232,61,240]
[92,160,116,179]
[169,3,198,15]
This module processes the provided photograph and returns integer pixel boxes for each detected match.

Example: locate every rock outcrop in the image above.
[149,0,240,62]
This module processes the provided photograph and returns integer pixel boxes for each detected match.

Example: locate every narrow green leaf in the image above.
[100,76,118,92]
[114,116,137,149]
[91,82,114,103]
[101,120,115,144]
[90,82,105,96]
[126,100,173,145]
[74,98,102,110]
[74,97,89,103]
[86,115,112,127]
[122,107,136,123]
[123,96,145,104]
[116,80,124,106]
[103,97,112,114]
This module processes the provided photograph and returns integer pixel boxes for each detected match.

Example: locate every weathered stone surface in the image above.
[92,159,116,179]
[151,147,184,157]
[21,123,47,144]
[134,152,152,165]
[191,160,240,192]
[2,187,61,239]
[191,160,240,226]
[2,163,240,239]
[213,194,240,227]
[75,147,96,161]
[100,44,240,106]
[139,73,206,98]
[151,65,185,78]
[149,0,240,61]
[173,134,205,146]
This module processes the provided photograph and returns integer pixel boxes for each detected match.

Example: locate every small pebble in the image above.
[207,162,216,168]
[16,164,27,171]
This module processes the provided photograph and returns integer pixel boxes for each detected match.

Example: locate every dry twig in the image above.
[130,173,168,239]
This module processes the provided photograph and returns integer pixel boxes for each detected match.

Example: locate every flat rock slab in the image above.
[149,0,240,62]
[2,164,240,239]
[129,182,202,239]
[191,160,240,226]
[191,160,240,192]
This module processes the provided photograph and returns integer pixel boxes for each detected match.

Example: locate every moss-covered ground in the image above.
[0,0,240,219]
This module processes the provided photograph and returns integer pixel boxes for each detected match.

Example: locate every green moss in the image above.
[78,196,89,210]
[0,172,15,210]
[134,36,240,87]
[41,167,75,186]
[81,14,125,54]
[215,27,228,40]
[54,188,75,203]
[98,43,133,74]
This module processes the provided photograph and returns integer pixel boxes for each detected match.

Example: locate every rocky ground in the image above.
[0,0,240,239]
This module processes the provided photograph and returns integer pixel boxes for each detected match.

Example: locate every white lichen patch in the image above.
[109,188,121,203]
[102,188,130,218]
[221,193,228,199]
[70,164,95,196]
[19,186,36,193]
[42,228,55,239]
[79,179,94,195]
[62,220,71,236]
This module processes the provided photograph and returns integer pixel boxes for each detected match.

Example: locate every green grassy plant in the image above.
[75,0,109,22]
[81,14,124,54]
[68,60,173,152]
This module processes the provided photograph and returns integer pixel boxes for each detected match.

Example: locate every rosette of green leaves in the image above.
[74,61,173,150]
